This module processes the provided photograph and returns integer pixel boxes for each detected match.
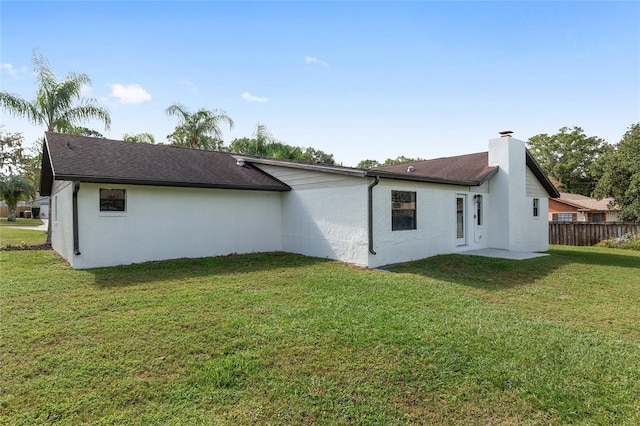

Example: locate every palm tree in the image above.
[0,175,34,222]
[0,49,111,240]
[123,132,155,144]
[0,50,111,133]
[165,103,234,150]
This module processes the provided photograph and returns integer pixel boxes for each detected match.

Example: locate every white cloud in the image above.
[304,56,329,67]
[241,91,269,103]
[110,83,152,104]
[1,63,28,77]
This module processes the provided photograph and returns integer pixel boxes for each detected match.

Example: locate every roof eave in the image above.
[39,134,54,196]
[526,150,560,197]
[237,155,367,177]
[365,170,490,186]
[53,175,291,192]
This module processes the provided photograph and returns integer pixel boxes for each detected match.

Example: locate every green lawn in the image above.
[1,247,639,425]
[0,218,44,227]
[0,227,47,247]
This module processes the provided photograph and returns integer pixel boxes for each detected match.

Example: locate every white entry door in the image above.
[456,195,466,246]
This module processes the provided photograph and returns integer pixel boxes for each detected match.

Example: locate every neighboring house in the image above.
[33,195,50,219]
[40,131,559,269]
[549,192,618,222]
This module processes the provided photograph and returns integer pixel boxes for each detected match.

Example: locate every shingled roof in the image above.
[555,192,616,211]
[368,152,499,185]
[39,132,291,196]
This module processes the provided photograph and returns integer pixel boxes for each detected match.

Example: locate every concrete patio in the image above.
[459,248,549,260]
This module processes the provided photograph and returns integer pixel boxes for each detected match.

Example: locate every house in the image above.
[549,192,618,222]
[40,131,559,269]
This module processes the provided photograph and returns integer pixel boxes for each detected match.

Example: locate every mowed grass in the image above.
[0,218,44,227]
[1,247,639,425]
[0,227,47,247]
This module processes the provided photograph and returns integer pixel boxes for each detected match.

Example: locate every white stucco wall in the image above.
[50,180,75,263]
[258,165,370,265]
[488,137,549,253]
[368,181,491,268]
[67,183,282,269]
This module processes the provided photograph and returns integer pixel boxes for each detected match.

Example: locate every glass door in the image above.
[456,195,466,246]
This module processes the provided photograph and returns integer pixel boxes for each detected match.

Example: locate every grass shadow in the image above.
[387,246,639,291]
[88,251,336,289]
[386,252,571,290]
[548,246,640,269]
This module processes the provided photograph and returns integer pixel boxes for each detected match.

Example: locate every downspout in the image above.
[368,175,380,255]
[73,180,81,255]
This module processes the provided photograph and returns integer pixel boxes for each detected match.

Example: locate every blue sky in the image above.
[1,1,639,167]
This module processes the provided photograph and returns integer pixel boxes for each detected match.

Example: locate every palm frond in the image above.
[0,92,42,126]
[58,102,111,131]
[165,103,190,122]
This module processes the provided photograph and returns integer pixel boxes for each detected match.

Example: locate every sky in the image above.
[1,1,639,167]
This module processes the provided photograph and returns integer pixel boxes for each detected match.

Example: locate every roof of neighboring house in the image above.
[553,192,616,211]
[39,132,291,196]
[369,152,499,186]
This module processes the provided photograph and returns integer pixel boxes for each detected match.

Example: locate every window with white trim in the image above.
[557,213,573,222]
[392,191,416,231]
[533,198,540,217]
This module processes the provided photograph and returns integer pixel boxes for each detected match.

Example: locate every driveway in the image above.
[6,219,48,231]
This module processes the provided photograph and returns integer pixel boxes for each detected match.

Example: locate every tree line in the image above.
[0,50,335,225]
[1,50,639,223]
[527,125,640,222]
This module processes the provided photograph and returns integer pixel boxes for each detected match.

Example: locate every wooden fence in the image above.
[0,206,35,218]
[549,221,640,246]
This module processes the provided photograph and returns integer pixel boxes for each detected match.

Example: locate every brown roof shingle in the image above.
[557,192,616,211]
[369,152,498,185]
[40,132,290,195]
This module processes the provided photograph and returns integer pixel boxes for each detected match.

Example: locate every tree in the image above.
[165,103,234,150]
[64,126,104,138]
[0,126,26,176]
[0,175,34,221]
[299,147,335,164]
[357,159,380,169]
[22,147,42,200]
[381,156,424,166]
[228,123,272,156]
[0,49,111,241]
[527,127,607,195]
[123,133,156,144]
[0,49,111,134]
[356,156,423,168]
[594,123,640,221]
[228,124,336,165]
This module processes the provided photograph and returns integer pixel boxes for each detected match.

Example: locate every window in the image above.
[474,194,483,226]
[592,213,602,222]
[533,198,540,217]
[392,191,416,231]
[557,213,573,222]
[100,189,126,212]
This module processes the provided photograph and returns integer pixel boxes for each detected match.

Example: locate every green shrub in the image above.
[596,232,640,250]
